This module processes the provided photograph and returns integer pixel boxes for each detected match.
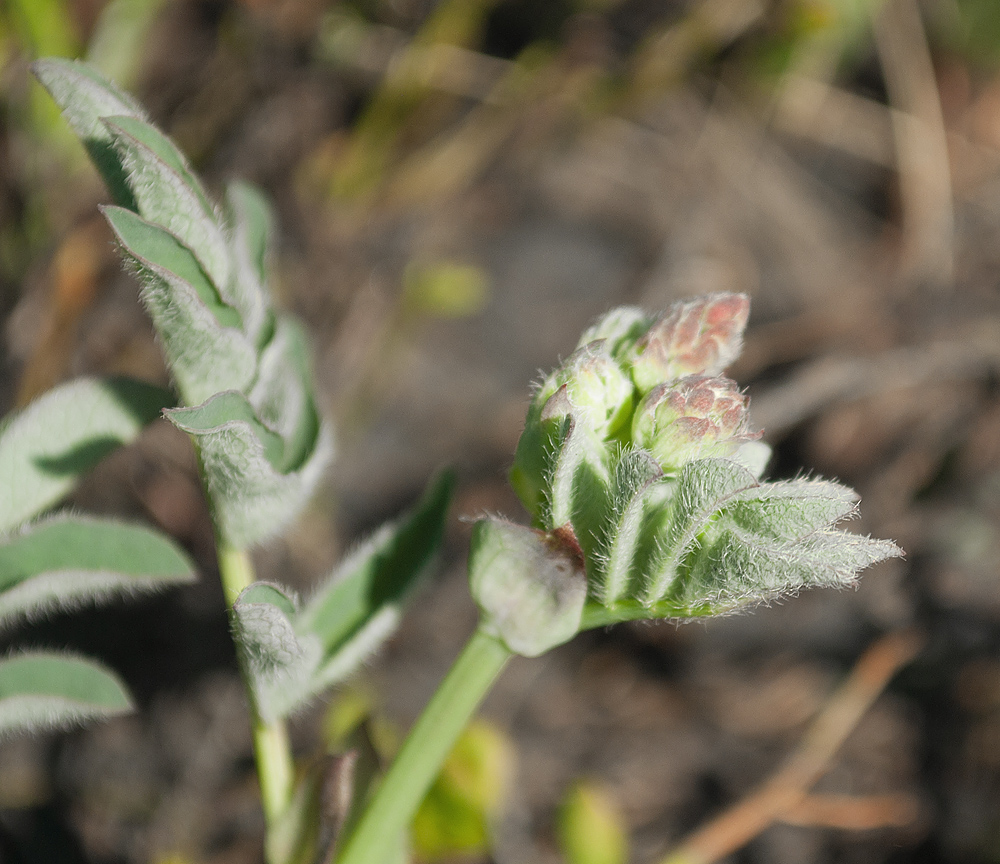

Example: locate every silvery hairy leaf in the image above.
[225,180,274,348]
[32,57,146,209]
[0,514,196,627]
[233,472,454,720]
[103,115,231,290]
[166,391,333,548]
[0,377,172,532]
[249,315,320,473]
[103,206,256,406]
[469,518,587,658]
[0,652,132,736]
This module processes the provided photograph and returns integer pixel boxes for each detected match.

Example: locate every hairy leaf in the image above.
[104,116,230,290]
[32,58,146,208]
[0,515,195,626]
[166,391,333,548]
[678,524,902,613]
[0,377,172,532]
[297,470,454,653]
[225,180,274,346]
[249,315,320,472]
[642,458,759,605]
[539,389,612,572]
[234,472,453,720]
[595,448,664,606]
[104,206,255,405]
[0,652,132,736]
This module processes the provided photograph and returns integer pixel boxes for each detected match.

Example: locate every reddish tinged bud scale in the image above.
[629,293,750,393]
[632,375,760,469]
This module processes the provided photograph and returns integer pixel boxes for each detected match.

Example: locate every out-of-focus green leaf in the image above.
[0,376,173,532]
[32,58,147,208]
[412,720,513,862]
[225,181,274,347]
[0,515,196,626]
[0,652,132,736]
[7,0,79,60]
[104,116,230,290]
[86,0,171,90]
[403,260,490,319]
[103,206,255,406]
[166,391,333,549]
[557,781,628,864]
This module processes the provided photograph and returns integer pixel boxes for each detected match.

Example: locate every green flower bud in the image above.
[631,375,758,470]
[576,307,655,359]
[628,293,749,393]
[546,341,634,438]
[510,342,632,519]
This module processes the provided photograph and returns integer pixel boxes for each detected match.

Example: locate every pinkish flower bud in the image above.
[632,375,759,469]
[628,293,749,393]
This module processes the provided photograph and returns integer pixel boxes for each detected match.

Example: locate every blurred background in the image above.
[3,0,1000,861]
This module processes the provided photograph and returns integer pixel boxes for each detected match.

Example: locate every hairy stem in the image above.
[335,627,512,864]
[216,540,296,835]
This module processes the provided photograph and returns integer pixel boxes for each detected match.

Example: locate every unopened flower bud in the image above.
[511,342,631,520]
[544,341,634,437]
[628,293,749,393]
[632,375,758,469]
[576,307,654,359]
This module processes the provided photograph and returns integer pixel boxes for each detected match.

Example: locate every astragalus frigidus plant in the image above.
[0,57,899,864]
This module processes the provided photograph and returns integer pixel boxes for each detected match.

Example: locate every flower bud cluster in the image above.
[510,293,755,517]
[469,291,898,658]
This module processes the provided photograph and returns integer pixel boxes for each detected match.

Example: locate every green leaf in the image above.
[678,523,902,613]
[0,515,196,626]
[0,652,132,736]
[642,458,759,605]
[297,470,454,654]
[0,376,172,532]
[166,391,333,548]
[103,206,255,405]
[32,58,146,209]
[234,472,454,720]
[557,781,629,864]
[726,478,859,541]
[225,180,274,346]
[594,448,664,606]
[103,116,230,290]
[232,582,321,720]
[539,390,613,572]
[249,315,321,472]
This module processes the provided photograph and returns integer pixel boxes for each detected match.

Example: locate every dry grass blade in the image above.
[659,630,923,864]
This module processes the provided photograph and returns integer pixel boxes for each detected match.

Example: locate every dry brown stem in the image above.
[659,630,923,864]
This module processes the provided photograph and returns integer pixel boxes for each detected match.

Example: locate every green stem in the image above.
[216,540,296,834]
[335,627,512,864]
